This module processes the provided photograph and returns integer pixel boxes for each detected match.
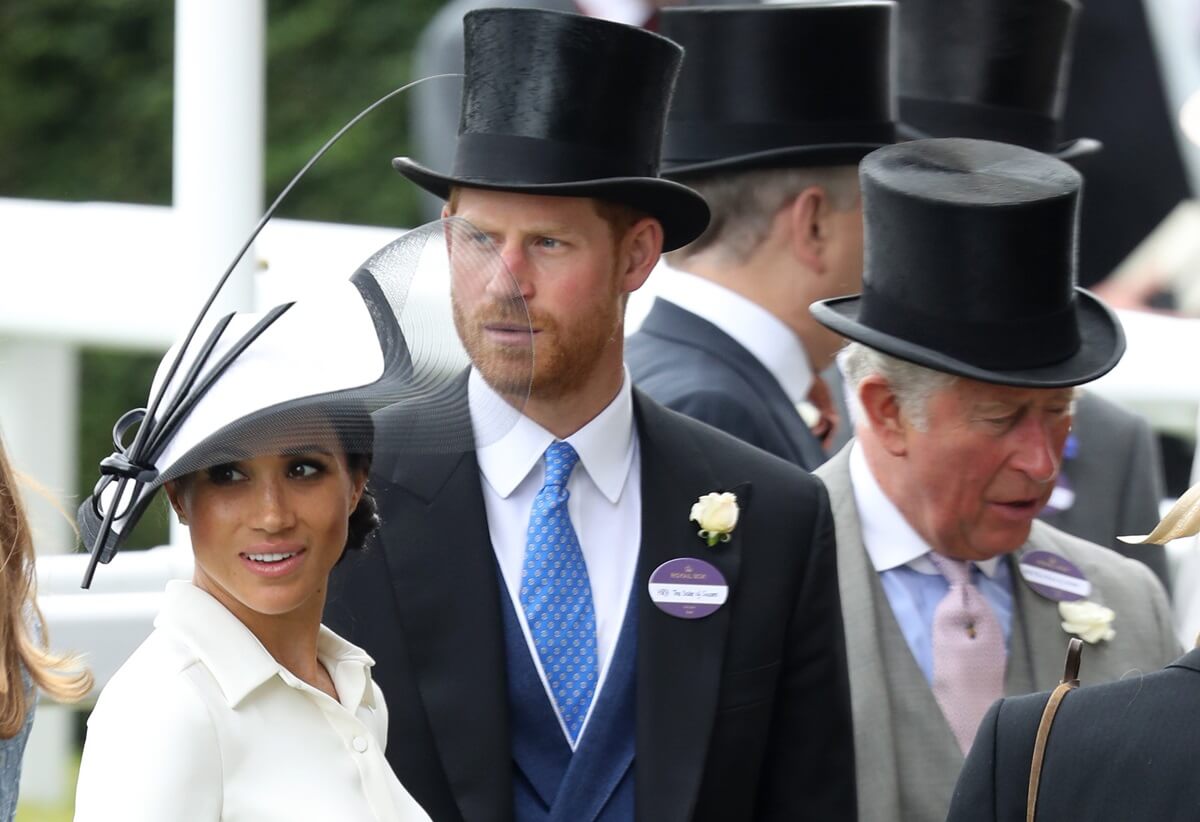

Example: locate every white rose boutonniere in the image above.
[1059,600,1116,644]
[690,492,739,547]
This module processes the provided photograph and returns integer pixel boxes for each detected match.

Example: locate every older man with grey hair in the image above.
[627,1,897,470]
[810,137,1180,822]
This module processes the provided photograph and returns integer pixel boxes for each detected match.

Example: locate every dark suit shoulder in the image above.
[637,390,820,491]
[953,654,1200,821]
[1073,391,1150,444]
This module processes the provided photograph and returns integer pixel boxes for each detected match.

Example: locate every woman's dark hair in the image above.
[342,452,379,557]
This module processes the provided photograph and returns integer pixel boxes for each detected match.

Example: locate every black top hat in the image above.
[659,2,898,177]
[394,8,710,252]
[811,138,1124,388]
[898,0,1099,160]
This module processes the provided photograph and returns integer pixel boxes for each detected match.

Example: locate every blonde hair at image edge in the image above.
[0,436,92,738]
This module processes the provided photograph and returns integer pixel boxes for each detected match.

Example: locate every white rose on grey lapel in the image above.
[690,492,739,547]
[1058,600,1116,644]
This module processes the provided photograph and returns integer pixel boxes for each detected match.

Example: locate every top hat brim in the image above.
[393,157,711,252]
[661,141,889,179]
[811,288,1125,388]
[900,123,1102,162]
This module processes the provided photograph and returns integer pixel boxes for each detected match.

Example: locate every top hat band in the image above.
[857,280,1082,370]
[900,97,1061,152]
[452,133,657,185]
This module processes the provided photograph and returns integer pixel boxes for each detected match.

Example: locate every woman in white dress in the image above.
[72,220,529,821]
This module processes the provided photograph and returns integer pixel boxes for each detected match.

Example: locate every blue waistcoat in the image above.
[500,583,637,822]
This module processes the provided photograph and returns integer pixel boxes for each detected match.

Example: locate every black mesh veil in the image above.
[77,218,532,585]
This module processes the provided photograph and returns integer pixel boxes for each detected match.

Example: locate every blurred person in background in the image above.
[0,433,92,821]
[626,1,897,470]
[810,137,1180,822]
[895,0,1170,586]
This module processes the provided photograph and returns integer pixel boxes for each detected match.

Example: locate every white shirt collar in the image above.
[849,441,1002,578]
[471,367,636,504]
[655,265,815,404]
[154,580,377,709]
[575,0,654,26]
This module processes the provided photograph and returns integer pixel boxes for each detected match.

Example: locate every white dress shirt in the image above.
[471,368,641,747]
[655,265,815,405]
[849,442,1014,682]
[74,581,430,822]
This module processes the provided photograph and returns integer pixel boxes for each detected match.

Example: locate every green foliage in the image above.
[266,0,447,226]
[0,0,448,222]
[0,0,175,204]
[76,349,169,551]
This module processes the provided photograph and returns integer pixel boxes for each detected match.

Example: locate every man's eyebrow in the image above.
[470,220,579,237]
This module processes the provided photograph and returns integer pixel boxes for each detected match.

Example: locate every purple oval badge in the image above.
[648,558,728,620]
[1018,550,1091,602]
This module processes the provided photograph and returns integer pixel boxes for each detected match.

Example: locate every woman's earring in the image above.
[176,512,188,526]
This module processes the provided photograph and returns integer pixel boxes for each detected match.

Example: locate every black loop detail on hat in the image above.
[900,97,1060,153]
[452,133,657,185]
[92,407,158,503]
[98,453,159,487]
[856,280,1082,371]
[664,120,897,165]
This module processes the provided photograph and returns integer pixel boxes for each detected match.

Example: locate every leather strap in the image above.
[1026,638,1083,822]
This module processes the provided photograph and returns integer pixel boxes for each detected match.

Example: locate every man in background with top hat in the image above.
[896,0,1170,587]
[809,136,1179,822]
[626,1,896,471]
[327,8,856,822]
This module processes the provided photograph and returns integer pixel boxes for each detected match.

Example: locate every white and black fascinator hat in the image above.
[78,83,534,588]
[78,219,532,586]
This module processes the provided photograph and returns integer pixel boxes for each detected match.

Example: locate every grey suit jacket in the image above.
[816,443,1179,822]
[1039,390,1168,587]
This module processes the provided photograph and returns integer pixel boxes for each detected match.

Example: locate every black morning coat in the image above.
[325,388,856,822]
[947,646,1200,821]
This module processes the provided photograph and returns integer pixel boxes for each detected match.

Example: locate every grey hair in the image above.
[667,165,860,267]
[838,342,957,432]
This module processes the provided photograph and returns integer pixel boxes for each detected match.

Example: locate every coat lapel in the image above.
[380,447,513,822]
[1007,535,1103,692]
[815,445,904,821]
[632,392,743,822]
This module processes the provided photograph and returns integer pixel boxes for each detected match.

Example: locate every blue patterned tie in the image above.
[520,441,598,742]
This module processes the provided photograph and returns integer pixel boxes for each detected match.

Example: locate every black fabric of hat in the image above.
[394,8,710,252]
[898,0,1099,160]
[659,2,898,177]
[811,138,1124,387]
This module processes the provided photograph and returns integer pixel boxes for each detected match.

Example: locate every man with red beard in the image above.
[808,137,1180,822]
[325,8,856,822]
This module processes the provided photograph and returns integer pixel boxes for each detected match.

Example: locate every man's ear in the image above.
[858,375,909,456]
[788,186,829,274]
[620,216,663,295]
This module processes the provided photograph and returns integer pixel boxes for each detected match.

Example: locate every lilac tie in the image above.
[929,554,1006,755]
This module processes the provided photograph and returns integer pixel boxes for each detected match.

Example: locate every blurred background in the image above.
[1,0,1199,818]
